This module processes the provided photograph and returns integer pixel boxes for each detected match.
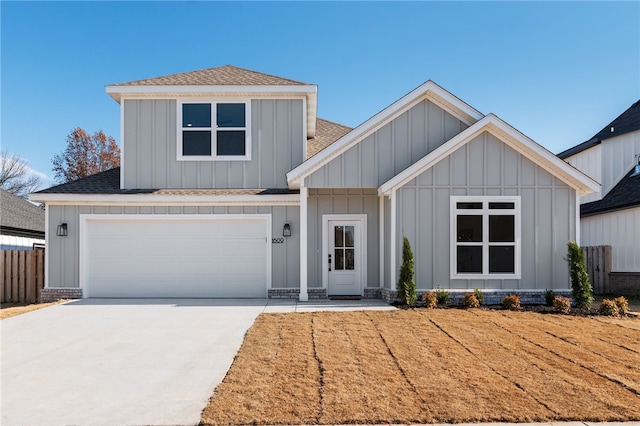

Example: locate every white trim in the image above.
[321,214,367,296]
[44,205,49,287]
[449,196,521,280]
[379,114,600,197]
[390,190,397,290]
[575,194,581,245]
[286,80,484,188]
[176,99,252,161]
[119,100,125,189]
[78,214,272,298]
[379,196,385,288]
[29,193,300,205]
[299,185,308,301]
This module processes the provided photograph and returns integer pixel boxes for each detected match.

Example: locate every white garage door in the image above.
[83,216,269,298]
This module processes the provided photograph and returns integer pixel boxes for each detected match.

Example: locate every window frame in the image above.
[450,196,521,279]
[177,99,251,161]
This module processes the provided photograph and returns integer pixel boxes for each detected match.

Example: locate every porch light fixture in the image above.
[56,223,68,237]
[283,223,292,237]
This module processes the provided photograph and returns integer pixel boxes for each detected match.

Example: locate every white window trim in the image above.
[177,99,252,161]
[450,196,521,280]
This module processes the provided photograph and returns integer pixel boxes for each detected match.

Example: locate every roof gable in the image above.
[558,99,640,159]
[286,80,484,188]
[1,189,45,233]
[379,114,600,196]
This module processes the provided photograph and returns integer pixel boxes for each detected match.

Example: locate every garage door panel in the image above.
[84,217,268,298]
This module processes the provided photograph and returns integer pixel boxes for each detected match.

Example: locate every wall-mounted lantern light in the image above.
[283,223,292,237]
[56,223,68,237]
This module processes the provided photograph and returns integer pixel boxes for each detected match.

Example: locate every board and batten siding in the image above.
[396,131,576,290]
[46,205,300,290]
[306,189,379,289]
[307,99,469,188]
[122,99,304,189]
[564,144,603,204]
[581,207,640,272]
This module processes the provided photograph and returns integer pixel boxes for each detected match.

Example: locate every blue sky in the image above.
[2,1,639,188]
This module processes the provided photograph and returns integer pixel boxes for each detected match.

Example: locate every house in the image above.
[30,65,598,302]
[558,100,640,295]
[1,189,45,250]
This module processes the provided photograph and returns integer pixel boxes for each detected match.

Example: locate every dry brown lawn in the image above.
[201,309,640,425]
[0,300,67,320]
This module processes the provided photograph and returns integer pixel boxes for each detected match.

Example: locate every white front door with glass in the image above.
[323,216,366,296]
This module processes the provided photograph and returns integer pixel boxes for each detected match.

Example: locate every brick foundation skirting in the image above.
[268,288,327,299]
[381,288,572,305]
[608,273,640,296]
[40,288,83,302]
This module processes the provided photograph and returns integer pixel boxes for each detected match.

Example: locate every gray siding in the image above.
[47,205,300,289]
[307,189,379,288]
[123,99,304,189]
[307,99,468,188]
[396,131,576,290]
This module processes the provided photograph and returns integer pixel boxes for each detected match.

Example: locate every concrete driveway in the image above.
[1,299,274,426]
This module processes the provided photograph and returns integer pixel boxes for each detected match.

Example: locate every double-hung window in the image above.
[178,101,250,160]
[451,196,521,279]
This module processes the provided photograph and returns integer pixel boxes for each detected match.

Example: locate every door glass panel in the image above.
[334,226,343,248]
[335,249,344,270]
[345,249,355,270]
[344,226,354,247]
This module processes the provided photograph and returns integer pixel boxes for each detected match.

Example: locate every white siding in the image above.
[0,235,45,250]
[565,144,602,204]
[601,130,640,196]
[581,207,640,272]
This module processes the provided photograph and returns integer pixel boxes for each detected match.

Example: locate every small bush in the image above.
[545,289,556,306]
[553,296,571,314]
[435,287,450,305]
[423,291,437,309]
[613,296,629,315]
[598,299,620,317]
[473,288,484,305]
[463,293,480,308]
[502,294,521,311]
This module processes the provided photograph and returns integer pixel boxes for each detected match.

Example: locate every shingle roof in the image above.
[558,100,640,159]
[581,166,640,216]
[32,168,297,196]
[306,118,353,159]
[111,65,309,87]
[0,189,45,233]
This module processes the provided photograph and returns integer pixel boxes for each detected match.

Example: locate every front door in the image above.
[325,217,365,296]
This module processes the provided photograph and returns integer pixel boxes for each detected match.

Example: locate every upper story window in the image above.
[178,101,251,161]
[450,196,521,279]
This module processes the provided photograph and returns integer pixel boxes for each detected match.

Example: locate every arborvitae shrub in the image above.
[598,299,620,317]
[553,296,571,314]
[463,293,480,308]
[502,294,521,311]
[397,236,417,306]
[423,291,437,309]
[567,241,594,309]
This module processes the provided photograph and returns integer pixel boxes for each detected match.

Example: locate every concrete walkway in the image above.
[0,298,394,426]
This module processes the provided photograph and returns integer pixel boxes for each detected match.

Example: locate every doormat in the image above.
[328,296,362,300]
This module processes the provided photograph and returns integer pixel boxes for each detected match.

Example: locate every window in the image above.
[451,196,520,279]
[178,101,250,160]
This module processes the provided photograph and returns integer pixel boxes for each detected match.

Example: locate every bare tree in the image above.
[52,128,120,183]
[0,150,43,198]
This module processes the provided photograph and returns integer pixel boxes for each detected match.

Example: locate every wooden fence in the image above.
[581,245,612,294]
[1,250,45,304]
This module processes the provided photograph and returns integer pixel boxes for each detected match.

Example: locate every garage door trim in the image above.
[79,214,272,298]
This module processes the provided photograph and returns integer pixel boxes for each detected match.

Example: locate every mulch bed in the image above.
[200,309,640,425]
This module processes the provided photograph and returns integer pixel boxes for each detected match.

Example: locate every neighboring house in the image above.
[558,100,640,293]
[30,65,598,302]
[1,189,45,250]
